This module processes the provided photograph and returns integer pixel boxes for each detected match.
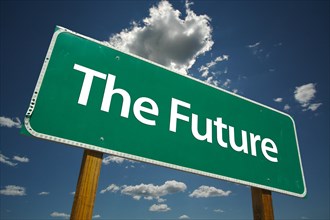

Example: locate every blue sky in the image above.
[0,0,329,219]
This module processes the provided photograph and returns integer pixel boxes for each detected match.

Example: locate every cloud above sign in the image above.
[109,0,213,74]
[294,83,322,112]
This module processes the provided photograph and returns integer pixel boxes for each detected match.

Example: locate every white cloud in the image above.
[284,104,291,111]
[70,191,75,195]
[93,214,101,219]
[102,155,135,165]
[205,76,220,87]
[223,79,231,87]
[273,97,283,103]
[232,89,238,94]
[179,215,190,219]
[0,153,17,167]
[109,0,213,74]
[149,204,171,212]
[189,185,231,198]
[247,41,261,48]
[294,83,316,105]
[0,185,26,196]
[294,83,322,112]
[38,191,49,195]
[306,103,322,111]
[121,180,187,201]
[102,155,125,165]
[1,153,30,166]
[199,55,229,77]
[125,165,135,169]
[204,76,232,89]
[0,116,21,128]
[50,212,70,219]
[214,209,224,213]
[246,41,271,60]
[13,156,29,163]
[157,197,166,203]
[100,184,120,194]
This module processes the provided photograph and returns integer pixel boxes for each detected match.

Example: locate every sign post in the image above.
[70,150,103,220]
[251,187,274,220]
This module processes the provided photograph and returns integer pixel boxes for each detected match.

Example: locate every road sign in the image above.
[22,26,306,197]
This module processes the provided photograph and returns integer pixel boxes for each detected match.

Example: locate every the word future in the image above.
[73,63,278,163]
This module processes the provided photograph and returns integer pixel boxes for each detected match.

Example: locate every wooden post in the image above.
[70,150,103,220]
[251,187,274,220]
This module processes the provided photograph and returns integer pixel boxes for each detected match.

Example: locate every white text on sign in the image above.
[73,63,278,163]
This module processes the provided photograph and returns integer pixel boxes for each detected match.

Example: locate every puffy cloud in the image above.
[273,97,283,103]
[294,83,316,105]
[50,212,70,219]
[189,185,231,198]
[294,83,322,112]
[121,180,187,201]
[100,184,120,194]
[13,156,29,163]
[179,215,190,219]
[109,0,213,74]
[38,192,50,196]
[214,209,224,213]
[0,153,17,167]
[0,116,21,128]
[0,185,26,196]
[93,214,101,219]
[149,204,171,212]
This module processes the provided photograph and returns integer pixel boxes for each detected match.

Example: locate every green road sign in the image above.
[23,26,306,197]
